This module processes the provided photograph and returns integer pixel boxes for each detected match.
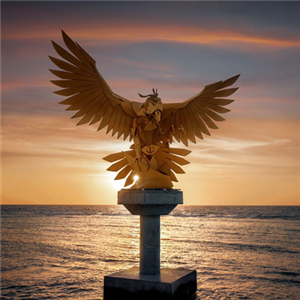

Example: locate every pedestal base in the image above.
[104,267,197,300]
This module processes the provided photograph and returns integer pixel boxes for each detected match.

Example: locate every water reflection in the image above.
[1,205,300,299]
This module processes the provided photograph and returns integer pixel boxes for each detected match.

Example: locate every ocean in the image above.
[1,205,300,299]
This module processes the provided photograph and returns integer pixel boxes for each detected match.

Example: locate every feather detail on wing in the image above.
[49,30,136,141]
[161,75,240,146]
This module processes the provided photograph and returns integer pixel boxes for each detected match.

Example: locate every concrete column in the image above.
[104,190,197,299]
[140,215,160,276]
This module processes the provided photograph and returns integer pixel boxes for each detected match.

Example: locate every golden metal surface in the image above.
[50,31,240,189]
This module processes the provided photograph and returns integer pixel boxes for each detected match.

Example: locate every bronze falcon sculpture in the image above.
[49,31,240,189]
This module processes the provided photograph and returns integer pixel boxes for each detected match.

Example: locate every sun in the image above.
[107,173,140,191]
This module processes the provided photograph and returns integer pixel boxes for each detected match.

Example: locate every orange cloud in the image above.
[1,79,51,92]
[3,25,299,48]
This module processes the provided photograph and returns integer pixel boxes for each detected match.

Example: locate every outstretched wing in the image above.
[49,30,136,141]
[160,75,240,146]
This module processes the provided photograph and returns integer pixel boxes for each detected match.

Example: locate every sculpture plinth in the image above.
[103,189,197,300]
[120,189,183,276]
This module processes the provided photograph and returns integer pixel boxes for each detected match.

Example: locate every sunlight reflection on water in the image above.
[1,205,300,299]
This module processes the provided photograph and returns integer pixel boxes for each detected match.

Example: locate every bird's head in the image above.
[138,89,162,116]
[138,88,161,104]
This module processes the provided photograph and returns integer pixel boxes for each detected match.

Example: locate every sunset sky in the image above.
[1,1,299,205]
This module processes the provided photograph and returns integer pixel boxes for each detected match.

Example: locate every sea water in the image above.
[1,205,300,299]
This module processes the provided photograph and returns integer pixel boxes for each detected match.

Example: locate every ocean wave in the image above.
[2,205,300,221]
[170,208,300,220]
[227,242,299,254]
[162,238,299,255]
[264,270,300,277]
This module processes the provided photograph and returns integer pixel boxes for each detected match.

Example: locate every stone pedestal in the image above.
[104,189,197,299]
[104,267,197,300]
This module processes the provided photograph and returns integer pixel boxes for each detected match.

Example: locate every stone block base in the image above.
[104,267,197,300]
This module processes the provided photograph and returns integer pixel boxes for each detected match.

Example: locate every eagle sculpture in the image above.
[49,31,240,189]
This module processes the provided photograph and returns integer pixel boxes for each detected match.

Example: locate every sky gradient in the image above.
[1,1,299,205]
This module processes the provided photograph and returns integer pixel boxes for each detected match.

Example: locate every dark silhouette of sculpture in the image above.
[49,31,239,189]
